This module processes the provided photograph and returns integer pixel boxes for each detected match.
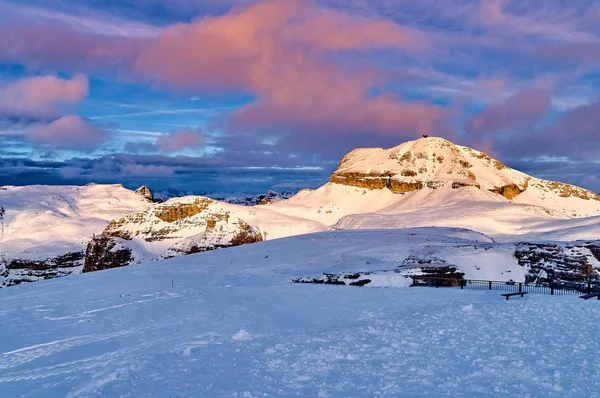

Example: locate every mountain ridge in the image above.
[2,136,600,287]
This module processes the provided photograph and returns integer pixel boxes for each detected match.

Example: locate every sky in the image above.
[0,0,599,194]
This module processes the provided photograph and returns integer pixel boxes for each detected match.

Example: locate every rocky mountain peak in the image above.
[330,136,517,196]
[135,185,154,202]
[330,136,600,204]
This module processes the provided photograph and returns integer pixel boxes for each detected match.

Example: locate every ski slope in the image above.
[1,229,599,397]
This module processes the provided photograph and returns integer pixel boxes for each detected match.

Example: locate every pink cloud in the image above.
[0,22,145,71]
[134,0,446,138]
[480,0,506,25]
[535,100,600,159]
[475,76,507,90]
[28,115,107,149]
[538,43,600,68]
[156,128,204,153]
[489,99,600,161]
[0,74,88,120]
[466,87,551,136]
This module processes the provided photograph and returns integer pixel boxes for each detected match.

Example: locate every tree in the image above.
[0,205,5,238]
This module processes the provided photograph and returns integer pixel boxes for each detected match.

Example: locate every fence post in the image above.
[488,281,492,290]
[588,282,591,295]
[460,279,464,289]
[519,283,522,293]
[435,280,439,288]
[550,284,554,295]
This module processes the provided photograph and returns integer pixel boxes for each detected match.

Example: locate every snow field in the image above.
[1,230,599,397]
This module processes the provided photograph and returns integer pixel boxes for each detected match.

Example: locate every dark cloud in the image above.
[0,154,331,194]
[485,99,600,161]
[466,88,551,137]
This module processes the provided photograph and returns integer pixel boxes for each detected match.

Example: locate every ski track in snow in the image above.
[1,285,599,397]
[0,229,599,397]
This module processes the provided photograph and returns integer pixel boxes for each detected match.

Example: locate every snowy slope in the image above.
[274,137,600,238]
[0,184,151,259]
[0,184,152,286]
[1,229,599,397]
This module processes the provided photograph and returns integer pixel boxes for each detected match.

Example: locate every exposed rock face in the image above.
[541,181,600,201]
[154,198,211,222]
[135,186,154,202]
[83,196,264,272]
[83,236,133,273]
[162,220,262,258]
[515,243,600,285]
[490,183,524,200]
[255,190,294,205]
[0,252,84,287]
[103,197,221,242]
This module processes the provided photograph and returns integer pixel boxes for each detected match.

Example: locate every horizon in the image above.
[1,0,599,193]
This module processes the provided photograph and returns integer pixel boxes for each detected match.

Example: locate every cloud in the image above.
[0,2,159,38]
[0,18,146,71]
[471,97,600,163]
[27,115,107,149]
[125,128,204,153]
[532,100,600,159]
[2,0,599,179]
[0,74,89,121]
[0,153,331,193]
[134,0,447,138]
[156,128,204,152]
[0,74,109,150]
[466,87,551,136]
[3,151,599,194]
[538,43,600,68]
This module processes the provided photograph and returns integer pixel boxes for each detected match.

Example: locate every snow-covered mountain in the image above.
[0,184,152,286]
[330,137,600,217]
[153,188,295,206]
[79,137,600,282]
[3,137,600,287]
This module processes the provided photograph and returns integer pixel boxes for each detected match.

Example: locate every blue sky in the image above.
[0,0,599,193]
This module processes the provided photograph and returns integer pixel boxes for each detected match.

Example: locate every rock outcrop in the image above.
[515,242,600,285]
[83,197,264,272]
[161,220,262,258]
[135,186,154,202]
[490,183,525,200]
[0,252,84,287]
[83,236,133,273]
